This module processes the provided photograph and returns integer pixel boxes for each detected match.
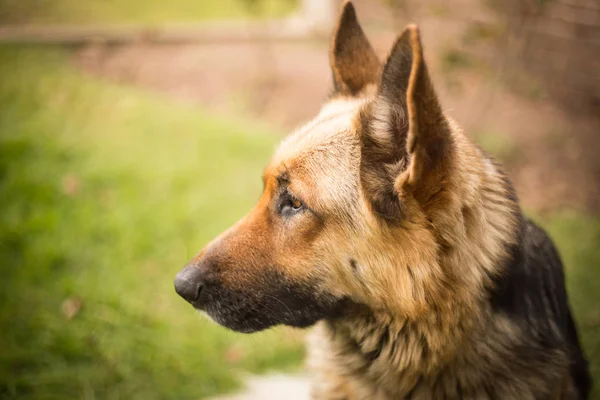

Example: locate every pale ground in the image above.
[210,374,311,400]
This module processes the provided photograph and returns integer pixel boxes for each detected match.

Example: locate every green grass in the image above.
[541,213,600,398]
[0,46,303,400]
[0,0,298,24]
[474,129,520,162]
[440,48,475,73]
[0,45,598,400]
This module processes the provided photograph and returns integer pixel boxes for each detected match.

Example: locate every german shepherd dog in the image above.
[175,2,591,398]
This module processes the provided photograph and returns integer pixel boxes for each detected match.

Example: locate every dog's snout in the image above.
[174,265,205,304]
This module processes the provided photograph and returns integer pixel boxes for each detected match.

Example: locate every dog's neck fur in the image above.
[311,125,527,398]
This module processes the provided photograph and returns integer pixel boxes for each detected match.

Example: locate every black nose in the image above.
[174,265,205,304]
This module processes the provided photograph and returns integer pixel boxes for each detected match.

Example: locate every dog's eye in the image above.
[280,192,304,216]
[291,197,302,210]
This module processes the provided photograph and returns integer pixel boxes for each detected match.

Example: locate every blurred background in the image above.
[0,0,598,399]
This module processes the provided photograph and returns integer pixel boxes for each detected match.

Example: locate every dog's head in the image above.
[175,2,515,333]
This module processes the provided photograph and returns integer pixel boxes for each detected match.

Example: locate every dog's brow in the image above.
[276,171,289,185]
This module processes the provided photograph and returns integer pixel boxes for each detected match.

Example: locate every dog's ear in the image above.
[330,1,381,96]
[361,25,453,220]
[397,26,453,207]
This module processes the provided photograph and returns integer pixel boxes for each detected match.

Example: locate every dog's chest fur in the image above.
[308,310,571,400]
[306,221,585,399]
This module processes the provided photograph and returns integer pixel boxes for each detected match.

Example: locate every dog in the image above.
[174,2,591,398]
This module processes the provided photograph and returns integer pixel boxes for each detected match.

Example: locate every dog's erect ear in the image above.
[330,1,381,96]
[362,25,453,220]
[396,26,453,207]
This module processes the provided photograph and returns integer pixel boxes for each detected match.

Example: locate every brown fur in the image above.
[175,1,590,398]
[330,2,380,96]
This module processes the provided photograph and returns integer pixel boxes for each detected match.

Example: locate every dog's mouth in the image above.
[189,280,348,333]
[175,262,350,332]
[197,286,283,333]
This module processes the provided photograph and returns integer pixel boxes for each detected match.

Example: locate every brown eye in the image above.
[279,191,304,216]
[291,197,303,210]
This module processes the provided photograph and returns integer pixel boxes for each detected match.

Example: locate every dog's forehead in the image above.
[271,98,365,169]
[262,98,366,210]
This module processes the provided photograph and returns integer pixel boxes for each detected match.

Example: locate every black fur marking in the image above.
[349,258,359,272]
[489,217,592,398]
[379,34,413,116]
[483,154,591,397]
[364,328,388,362]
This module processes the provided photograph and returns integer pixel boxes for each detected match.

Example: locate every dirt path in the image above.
[72,0,599,211]
[210,374,310,400]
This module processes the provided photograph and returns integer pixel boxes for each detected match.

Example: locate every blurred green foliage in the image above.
[541,213,600,398]
[0,0,298,24]
[441,48,475,73]
[0,46,303,399]
[474,129,521,162]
